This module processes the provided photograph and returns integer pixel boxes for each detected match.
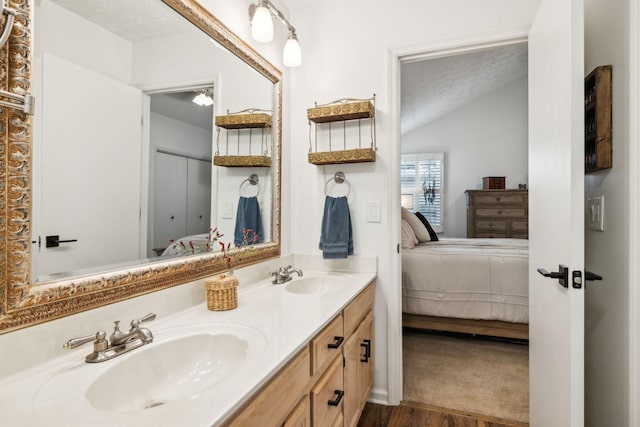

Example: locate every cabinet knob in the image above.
[496,197,501,202]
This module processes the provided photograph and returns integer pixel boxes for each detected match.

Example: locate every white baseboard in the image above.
[367,387,391,406]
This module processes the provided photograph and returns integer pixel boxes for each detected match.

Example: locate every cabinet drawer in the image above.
[475,208,526,218]
[476,220,507,231]
[344,282,375,337]
[311,355,344,427]
[311,315,344,376]
[473,193,526,206]
[283,395,310,427]
[224,348,310,427]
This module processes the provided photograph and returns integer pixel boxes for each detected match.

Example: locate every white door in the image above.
[528,0,584,425]
[36,54,142,278]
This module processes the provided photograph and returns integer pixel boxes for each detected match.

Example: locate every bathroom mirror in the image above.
[0,0,281,333]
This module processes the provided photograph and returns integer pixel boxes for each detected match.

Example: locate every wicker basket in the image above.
[205,273,239,311]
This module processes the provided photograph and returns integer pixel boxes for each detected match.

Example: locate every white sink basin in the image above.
[284,275,347,295]
[33,323,266,414]
[86,332,250,411]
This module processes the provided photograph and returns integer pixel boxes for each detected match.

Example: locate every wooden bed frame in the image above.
[403,313,529,340]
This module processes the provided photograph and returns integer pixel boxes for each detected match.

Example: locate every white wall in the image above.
[584,0,630,425]
[285,0,540,403]
[402,77,528,237]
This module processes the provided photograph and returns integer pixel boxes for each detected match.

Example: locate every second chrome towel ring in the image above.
[239,174,260,197]
[324,172,351,197]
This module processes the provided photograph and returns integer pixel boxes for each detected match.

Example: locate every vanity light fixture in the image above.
[192,89,214,107]
[249,0,301,67]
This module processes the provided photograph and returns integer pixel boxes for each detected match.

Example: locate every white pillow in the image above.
[401,219,418,249]
[401,207,431,242]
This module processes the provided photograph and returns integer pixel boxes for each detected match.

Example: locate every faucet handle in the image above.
[63,330,106,349]
[131,313,156,329]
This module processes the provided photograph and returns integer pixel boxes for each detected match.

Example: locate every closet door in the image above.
[186,158,212,236]
[153,152,187,250]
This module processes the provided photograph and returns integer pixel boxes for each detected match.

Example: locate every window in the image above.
[401,153,444,232]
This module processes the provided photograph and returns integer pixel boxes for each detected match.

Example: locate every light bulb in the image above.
[251,4,273,43]
[283,35,301,67]
[192,92,213,107]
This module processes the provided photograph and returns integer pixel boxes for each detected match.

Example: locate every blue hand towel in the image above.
[234,196,264,245]
[319,196,353,259]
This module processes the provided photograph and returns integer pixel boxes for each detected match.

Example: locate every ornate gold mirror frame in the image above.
[0,0,282,334]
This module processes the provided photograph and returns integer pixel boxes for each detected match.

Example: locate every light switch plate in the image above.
[367,200,381,223]
[587,196,604,231]
[222,200,233,219]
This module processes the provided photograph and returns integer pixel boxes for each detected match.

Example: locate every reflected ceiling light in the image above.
[192,90,213,107]
[249,0,301,67]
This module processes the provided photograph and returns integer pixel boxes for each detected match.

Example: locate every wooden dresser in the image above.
[465,189,528,238]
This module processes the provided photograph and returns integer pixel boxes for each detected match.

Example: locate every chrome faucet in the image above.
[63,313,156,363]
[271,265,303,284]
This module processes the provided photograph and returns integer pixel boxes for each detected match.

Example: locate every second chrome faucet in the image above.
[271,265,303,284]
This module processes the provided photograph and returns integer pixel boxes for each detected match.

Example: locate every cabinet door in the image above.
[153,152,187,249]
[358,312,374,407]
[343,332,360,427]
[343,310,374,427]
[186,158,212,236]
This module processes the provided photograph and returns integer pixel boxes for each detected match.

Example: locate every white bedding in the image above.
[402,238,529,324]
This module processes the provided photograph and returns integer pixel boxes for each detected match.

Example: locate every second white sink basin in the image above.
[284,275,347,295]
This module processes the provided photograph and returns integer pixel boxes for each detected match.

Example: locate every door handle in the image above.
[585,270,603,281]
[537,264,569,288]
[45,235,78,248]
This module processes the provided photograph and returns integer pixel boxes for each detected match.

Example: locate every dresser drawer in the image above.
[476,220,507,231]
[475,232,509,238]
[475,208,526,218]
[311,314,344,376]
[473,193,527,206]
[311,355,344,427]
[511,220,528,231]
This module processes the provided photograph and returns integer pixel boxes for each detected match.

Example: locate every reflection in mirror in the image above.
[31,0,275,282]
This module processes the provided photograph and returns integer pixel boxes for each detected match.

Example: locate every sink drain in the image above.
[143,400,166,409]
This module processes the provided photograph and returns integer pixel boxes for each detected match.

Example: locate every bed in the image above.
[402,237,529,339]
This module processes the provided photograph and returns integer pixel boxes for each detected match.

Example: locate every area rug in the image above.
[403,328,529,423]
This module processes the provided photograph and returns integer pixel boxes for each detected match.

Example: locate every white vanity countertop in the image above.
[0,270,376,427]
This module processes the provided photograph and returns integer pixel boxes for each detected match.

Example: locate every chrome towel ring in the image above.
[324,172,351,197]
[239,174,260,197]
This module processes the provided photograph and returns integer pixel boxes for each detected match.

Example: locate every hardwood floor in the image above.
[357,401,529,427]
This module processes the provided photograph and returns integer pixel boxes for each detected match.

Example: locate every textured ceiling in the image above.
[401,43,528,135]
[51,0,193,42]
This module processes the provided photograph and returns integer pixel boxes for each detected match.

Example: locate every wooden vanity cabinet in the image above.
[222,281,375,427]
[222,348,311,427]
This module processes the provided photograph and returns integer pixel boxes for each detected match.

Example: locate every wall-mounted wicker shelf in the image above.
[585,65,612,173]
[307,96,376,165]
[214,109,272,167]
